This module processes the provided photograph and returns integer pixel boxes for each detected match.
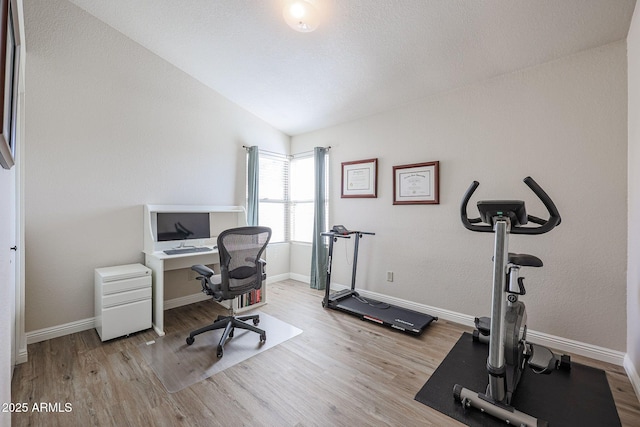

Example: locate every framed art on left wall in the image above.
[0,0,19,170]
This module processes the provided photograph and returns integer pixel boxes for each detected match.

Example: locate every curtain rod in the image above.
[294,146,331,157]
[242,146,287,157]
[242,145,331,157]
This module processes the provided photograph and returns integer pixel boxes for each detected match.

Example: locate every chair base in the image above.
[186,314,266,358]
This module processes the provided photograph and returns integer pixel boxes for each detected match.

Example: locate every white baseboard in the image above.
[26,317,96,345]
[289,273,310,283]
[330,282,475,327]
[331,282,626,366]
[526,330,625,366]
[24,277,628,367]
[267,272,291,284]
[624,354,640,401]
[25,293,217,346]
[15,348,27,364]
[164,273,291,311]
[163,292,210,310]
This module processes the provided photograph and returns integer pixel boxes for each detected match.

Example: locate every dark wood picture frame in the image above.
[393,161,440,205]
[0,0,19,170]
[341,158,378,198]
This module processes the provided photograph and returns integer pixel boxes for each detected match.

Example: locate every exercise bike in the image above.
[453,176,571,427]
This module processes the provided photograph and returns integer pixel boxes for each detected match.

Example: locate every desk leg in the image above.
[145,255,165,336]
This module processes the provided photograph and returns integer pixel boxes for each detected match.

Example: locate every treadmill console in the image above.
[332,225,349,235]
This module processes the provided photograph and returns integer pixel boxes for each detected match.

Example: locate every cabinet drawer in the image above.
[100,299,151,341]
[101,275,150,295]
[103,287,152,308]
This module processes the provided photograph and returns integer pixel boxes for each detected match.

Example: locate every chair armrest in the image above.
[257,258,267,280]
[244,257,267,266]
[192,264,215,277]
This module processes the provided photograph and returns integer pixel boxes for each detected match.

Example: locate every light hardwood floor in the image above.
[11,279,640,426]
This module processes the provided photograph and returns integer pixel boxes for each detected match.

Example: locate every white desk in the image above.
[142,205,251,336]
[144,247,219,336]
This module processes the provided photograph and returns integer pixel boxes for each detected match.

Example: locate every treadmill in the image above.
[321,226,437,335]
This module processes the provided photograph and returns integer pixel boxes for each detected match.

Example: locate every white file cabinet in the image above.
[95,263,152,341]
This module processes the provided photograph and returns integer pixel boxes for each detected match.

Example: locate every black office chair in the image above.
[186,226,272,358]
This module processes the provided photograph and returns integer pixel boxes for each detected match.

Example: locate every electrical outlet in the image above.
[386,271,394,282]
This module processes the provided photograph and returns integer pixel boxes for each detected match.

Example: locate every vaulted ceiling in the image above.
[67,0,636,136]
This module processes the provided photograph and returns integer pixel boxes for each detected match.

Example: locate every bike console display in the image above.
[477,200,526,227]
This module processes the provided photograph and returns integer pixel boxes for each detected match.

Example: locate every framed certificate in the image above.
[393,161,439,205]
[341,158,378,198]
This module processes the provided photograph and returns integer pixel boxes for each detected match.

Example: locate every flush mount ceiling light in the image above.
[283,1,320,33]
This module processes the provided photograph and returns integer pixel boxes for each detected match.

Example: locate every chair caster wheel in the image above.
[260,333,266,343]
[229,329,234,338]
[186,336,195,345]
[216,346,223,358]
[253,318,260,326]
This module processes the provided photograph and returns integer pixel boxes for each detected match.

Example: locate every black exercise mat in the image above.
[415,332,621,427]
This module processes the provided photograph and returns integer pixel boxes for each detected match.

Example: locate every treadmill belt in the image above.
[333,295,436,335]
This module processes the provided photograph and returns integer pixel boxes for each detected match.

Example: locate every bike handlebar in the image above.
[460,176,561,235]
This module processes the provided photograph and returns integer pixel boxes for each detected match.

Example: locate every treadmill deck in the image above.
[329,294,437,335]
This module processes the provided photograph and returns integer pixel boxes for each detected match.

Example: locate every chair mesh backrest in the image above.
[217,226,272,298]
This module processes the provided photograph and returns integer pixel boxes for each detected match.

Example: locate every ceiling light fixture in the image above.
[283,1,320,33]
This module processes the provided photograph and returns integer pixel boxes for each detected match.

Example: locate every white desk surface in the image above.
[144,246,219,260]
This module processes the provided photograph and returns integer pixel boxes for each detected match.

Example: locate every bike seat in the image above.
[508,253,543,267]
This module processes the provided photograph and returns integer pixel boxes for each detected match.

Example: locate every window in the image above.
[253,150,328,244]
[290,155,314,242]
[258,153,289,243]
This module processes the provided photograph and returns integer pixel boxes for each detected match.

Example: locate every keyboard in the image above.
[163,247,214,255]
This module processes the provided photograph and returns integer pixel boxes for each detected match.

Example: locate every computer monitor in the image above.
[156,212,210,242]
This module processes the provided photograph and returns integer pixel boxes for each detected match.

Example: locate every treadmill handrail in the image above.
[321,230,376,238]
[321,231,351,239]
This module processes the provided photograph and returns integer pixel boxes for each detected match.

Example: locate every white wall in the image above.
[290,242,312,279]
[292,41,628,352]
[23,0,289,333]
[22,0,631,362]
[627,2,640,391]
